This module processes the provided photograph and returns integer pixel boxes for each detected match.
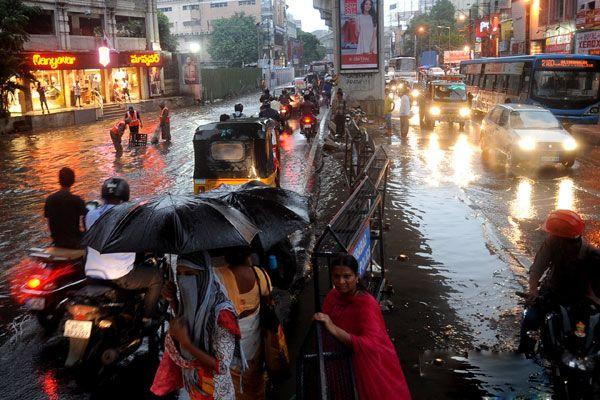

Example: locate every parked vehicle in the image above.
[480,104,578,170]
[461,54,600,125]
[12,246,86,331]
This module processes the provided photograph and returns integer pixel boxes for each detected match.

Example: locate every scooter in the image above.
[300,114,317,142]
[63,256,168,376]
[11,247,86,331]
[279,104,292,122]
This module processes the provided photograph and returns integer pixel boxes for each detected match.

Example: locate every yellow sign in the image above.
[32,54,76,69]
[129,53,161,66]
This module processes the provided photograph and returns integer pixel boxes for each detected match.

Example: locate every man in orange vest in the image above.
[109,120,127,155]
[125,105,142,140]
[159,102,171,142]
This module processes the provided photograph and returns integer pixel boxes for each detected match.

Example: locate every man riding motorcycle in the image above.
[301,94,318,117]
[84,178,163,321]
[258,101,282,123]
[519,210,600,355]
[278,89,291,105]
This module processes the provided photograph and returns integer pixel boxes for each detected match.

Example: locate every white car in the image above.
[480,104,578,168]
[427,67,445,77]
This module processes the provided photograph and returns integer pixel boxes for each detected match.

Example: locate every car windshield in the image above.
[433,84,467,100]
[509,110,560,129]
[533,70,600,101]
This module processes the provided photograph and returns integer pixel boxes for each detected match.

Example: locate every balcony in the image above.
[117,37,147,51]
[23,35,59,51]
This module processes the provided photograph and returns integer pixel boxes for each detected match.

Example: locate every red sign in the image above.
[343,0,358,14]
[476,15,500,38]
[545,34,572,54]
[26,51,163,70]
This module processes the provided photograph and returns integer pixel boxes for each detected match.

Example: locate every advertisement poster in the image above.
[177,53,202,101]
[576,0,600,29]
[576,30,600,55]
[339,0,379,70]
[443,50,471,64]
[350,221,371,277]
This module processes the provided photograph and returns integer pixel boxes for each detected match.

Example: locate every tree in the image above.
[208,13,258,67]
[404,0,464,57]
[298,30,325,64]
[157,11,177,52]
[0,0,37,118]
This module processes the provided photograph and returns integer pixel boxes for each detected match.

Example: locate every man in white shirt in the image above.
[85,178,162,319]
[399,88,411,136]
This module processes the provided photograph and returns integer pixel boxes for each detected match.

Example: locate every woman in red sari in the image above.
[314,254,412,400]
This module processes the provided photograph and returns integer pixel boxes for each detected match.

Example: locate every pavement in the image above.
[0,94,599,398]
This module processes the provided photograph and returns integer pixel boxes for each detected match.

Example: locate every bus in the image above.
[460,54,600,125]
[387,56,417,84]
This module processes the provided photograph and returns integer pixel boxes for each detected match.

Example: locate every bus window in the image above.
[474,74,482,87]
[496,75,508,92]
[507,75,521,95]
[532,70,600,101]
[484,75,496,90]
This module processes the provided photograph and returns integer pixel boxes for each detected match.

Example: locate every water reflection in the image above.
[451,134,476,186]
[510,178,535,220]
[424,133,444,186]
[556,177,575,211]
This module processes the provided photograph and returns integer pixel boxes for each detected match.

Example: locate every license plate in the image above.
[541,155,559,162]
[25,297,45,310]
[64,320,92,339]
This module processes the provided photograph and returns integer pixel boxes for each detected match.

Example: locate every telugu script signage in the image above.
[128,53,161,67]
[27,51,164,70]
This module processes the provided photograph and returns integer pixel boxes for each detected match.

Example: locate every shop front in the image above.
[10,50,163,115]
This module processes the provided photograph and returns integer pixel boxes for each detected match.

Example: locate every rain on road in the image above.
[0,94,599,398]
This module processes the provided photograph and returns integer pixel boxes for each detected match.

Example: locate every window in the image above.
[488,107,503,123]
[210,2,228,7]
[507,75,521,95]
[498,110,510,126]
[158,7,172,12]
[239,0,256,4]
[496,75,508,92]
[25,9,55,34]
[183,4,200,10]
[509,110,560,129]
[183,20,202,26]
[533,70,600,101]
[473,74,482,87]
[68,13,103,36]
[115,16,146,37]
[484,75,496,90]
[433,84,467,100]
[211,142,245,161]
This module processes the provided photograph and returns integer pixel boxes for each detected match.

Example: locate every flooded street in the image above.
[0,94,599,399]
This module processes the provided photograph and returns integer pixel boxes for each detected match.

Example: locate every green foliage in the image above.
[0,0,37,118]
[298,30,325,64]
[157,12,178,52]
[208,13,259,67]
[404,0,465,57]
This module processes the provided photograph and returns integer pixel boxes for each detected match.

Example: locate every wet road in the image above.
[0,93,321,399]
[378,110,600,398]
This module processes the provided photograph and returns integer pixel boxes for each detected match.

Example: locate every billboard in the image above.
[576,0,600,29]
[576,30,600,55]
[339,0,379,70]
[443,50,471,64]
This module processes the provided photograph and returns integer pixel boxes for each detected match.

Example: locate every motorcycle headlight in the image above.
[459,107,471,118]
[411,89,420,98]
[562,137,577,151]
[391,85,397,91]
[518,137,536,151]
[429,106,441,116]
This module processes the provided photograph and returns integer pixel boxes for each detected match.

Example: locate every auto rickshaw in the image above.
[193,118,281,193]
[418,75,471,131]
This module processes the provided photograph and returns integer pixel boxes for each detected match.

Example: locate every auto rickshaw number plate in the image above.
[64,320,92,339]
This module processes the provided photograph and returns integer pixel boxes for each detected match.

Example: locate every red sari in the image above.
[322,289,412,400]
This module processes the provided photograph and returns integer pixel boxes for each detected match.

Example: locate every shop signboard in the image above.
[339,0,379,70]
[576,30,600,55]
[26,51,163,70]
[545,34,573,54]
[443,50,471,64]
[475,15,500,38]
[576,0,600,29]
[349,221,371,278]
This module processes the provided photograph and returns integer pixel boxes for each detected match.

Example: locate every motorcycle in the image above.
[519,292,600,399]
[11,247,86,331]
[300,114,317,142]
[63,256,169,375]
[279,103,292,121]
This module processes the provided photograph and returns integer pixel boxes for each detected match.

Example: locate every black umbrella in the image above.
[82,194,259,254]
[205,181,310,249]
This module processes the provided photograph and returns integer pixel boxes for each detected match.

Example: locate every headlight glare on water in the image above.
[429,106,441,116]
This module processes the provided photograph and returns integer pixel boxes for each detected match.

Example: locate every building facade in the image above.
[12,0,162,115]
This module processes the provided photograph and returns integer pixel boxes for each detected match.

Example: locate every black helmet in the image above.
[101,177,130,202]
[234,103,243,112]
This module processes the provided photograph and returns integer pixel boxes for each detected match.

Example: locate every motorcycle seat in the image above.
[29,247,85,261]
[76,279,145,302]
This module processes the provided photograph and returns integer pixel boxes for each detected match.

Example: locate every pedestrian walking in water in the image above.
[125,106,142,141]
[153,252,243,400]
[37,82,50,114]
[159,102,171,142]
[398,88,411,137]
[314,254,412,400]
[109,120,127,155]
[384,88,395,136]
[331,89,347,138]
[216,247,276,399]
[73,81,82,107]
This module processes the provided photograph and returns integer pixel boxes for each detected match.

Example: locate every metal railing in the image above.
[296,146,389,400]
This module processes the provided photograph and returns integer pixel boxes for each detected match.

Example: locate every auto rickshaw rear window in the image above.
[210,142,245,162]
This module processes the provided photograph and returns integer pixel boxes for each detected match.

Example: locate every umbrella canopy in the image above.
[82,194,259,254]
[205,181,310,250]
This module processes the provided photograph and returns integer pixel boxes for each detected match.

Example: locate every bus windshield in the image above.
[433,84,467,101]
[509,110,560,129]
[392,58,416,72]
[533,70,600,101]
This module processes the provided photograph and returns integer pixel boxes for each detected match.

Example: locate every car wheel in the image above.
[562,160,575,168]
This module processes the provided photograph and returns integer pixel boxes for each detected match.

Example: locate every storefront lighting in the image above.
[189,42,201,53]
[115,69,127,80]
[98,46,111,67]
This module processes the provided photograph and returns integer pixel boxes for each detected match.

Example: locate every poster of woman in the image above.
[340,0,379,70]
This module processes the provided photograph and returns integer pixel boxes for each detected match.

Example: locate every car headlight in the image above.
[429,106,441,116]
[518,137,536,151]
[459,107,471,118]
[411,89,420,97]
[563,137,577,151]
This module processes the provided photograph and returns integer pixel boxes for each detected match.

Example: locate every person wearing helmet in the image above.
[84,178,163,320]
[301,94,317,116]
[258,101,281,122]
[518,210,600,355]
[232,103,246,119]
